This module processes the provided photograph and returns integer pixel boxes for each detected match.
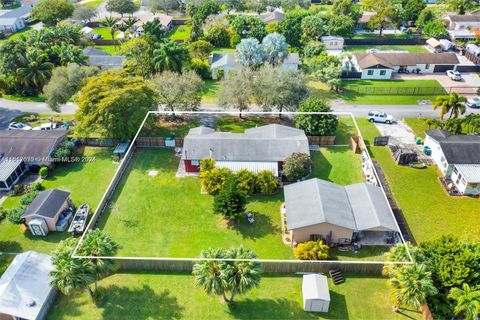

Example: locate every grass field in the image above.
[344,45,428,53]
[93,45,120,55]
[48,272,420,320]
[168,25,192,41]
[216,116,267,132]
[0,147,118,254]
[2,94,46,102]
[0,26,32,42]
[403,118,471,140]
[212,47,236,54]
[83,0,104,7]
[92,27,118,40]
[201,80,221,104]
[355,120,480,243]
[12,113,75,127]
[98,146,376,259]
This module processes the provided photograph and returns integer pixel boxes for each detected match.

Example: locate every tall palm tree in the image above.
[104,16,119,42]
[224,246,261,302]
[50,238,96,300]
[152,39,189,73]
[383,242,424,277]
[122,15,139,33]
[192,248,230,302]
[16,50,54,90]
[76,229,120,294]
[433,92,467,120]
[389,263,438,318]
[448,283,480,320]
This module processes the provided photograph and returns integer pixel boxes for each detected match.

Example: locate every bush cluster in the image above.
[53,140,75,159]
[282,152,311,182]
[19,190,39,206]
[6,207,25,224]
[294,240,330,260]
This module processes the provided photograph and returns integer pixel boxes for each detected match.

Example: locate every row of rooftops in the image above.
[353,52,459,69]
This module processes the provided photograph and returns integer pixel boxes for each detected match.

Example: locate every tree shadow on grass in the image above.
[0,240,22,253]
[227,292,348,320]
[335,118,357,145]
[230,211,278,240]
[310,150,333,182]
[99,285,184,319]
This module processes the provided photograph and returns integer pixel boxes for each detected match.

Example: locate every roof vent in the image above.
[26,299,36,307]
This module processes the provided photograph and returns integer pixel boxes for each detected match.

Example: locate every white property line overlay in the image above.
[72,111,414,264]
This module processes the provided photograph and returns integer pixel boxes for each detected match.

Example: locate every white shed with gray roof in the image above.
[284,178,398,245]
[302,274,330,312]
[0,251,56,320]
[182,124,309,176]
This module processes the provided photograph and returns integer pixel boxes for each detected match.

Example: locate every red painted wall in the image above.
[184,160,200,173]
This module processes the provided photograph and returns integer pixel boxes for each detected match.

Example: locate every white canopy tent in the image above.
[302,274,330,313]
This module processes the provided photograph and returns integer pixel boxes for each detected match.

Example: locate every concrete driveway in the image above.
[0,107,23,130]
[374,120,417,146]
[393,73,480,97]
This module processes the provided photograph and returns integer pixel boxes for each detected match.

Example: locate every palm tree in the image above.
[389,263,438,318]
[50,43,88,66]
[383,242,424,277]
[152,39,189,73]
[16,50,54,90]
[122,15,139,33]
[76,229,120,294]
[192,248,230,302]
[104,16,119,42]
[448,283,480,320]
[224,247,261,302]
[433,92,467,120]
[50,238,96,300]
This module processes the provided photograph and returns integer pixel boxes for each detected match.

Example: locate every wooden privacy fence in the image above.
[307,136,336,145]
[344,38,426,46]
[350,136,366,153]
[117,258,384,274]
[76,138,120,147]
[136,137,184,147]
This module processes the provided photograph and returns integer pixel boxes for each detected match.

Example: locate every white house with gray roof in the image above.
[82,47,124,70]
[284,178,399,246]
[182,124,309,176]
[424,129,480,195]
[0,4,33,33]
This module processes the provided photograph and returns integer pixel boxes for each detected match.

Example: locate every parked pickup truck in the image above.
[367,111,394,124]
[466,96,480,109]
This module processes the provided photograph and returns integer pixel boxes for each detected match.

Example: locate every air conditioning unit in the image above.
[28,218,49,236]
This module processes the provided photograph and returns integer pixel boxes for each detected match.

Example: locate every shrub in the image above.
[229,33,241,48]
[201,167,231,194]
[294,97,338,136]
[283,152,311,182]
[12,184,24,195]
[191,58,211,79]
[294,240,329,260]
[205,25,230,47]
[53,140,75,159]
[6,207,25,224]
[303,41,325,58]
[39,166,48,178]
[0,207,8,220]
[255,170,278,195]
[19,191,39,206]
[213,176,247,220]
[200,157,216,172]
[235,169,257,195]
[30,182,44,191]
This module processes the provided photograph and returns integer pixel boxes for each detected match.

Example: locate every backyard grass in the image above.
[403,118,470,140]
[216,116,267,132]
[92,27,118,40]
[93,45,120,55]
[212,47,236,54]
[344,45,428,53]
[12,113,75,127]
[98,146,381,260]
[1,94,46,102]
[356,120,480,243]
[201,80,220,104]
[0,147,118,254]
[49,272,420,320]
[168,25,192,41]
[0,26,32,42]
[139,116,200,137]
[83,0,104,7]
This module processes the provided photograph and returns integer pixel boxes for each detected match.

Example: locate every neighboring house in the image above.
[210,53,299,79]
[321,36,344,50]
[351,52,459,79]
[260,8,284,24]
[22,189,72,233]
[426,38,442,53]
[134,13,173,34]
[424,129,480,195]
[445,14,480,30]
[0,130,68,168]
[82,47,124,70]
[448,29,476,41]
[0,157,27,191]
[355,11,375,31]
[284,178,399,246]
[0,251,56,320]
[0,4,33,34]
[182,124,310,176]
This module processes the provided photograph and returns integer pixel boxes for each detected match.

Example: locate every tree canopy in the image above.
[294,97,338,136]
[31,0,74,26]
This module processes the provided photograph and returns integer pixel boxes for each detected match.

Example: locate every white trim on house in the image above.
[215,160,279,176]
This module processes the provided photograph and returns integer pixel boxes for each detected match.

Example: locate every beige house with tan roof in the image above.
[351,52,459,79]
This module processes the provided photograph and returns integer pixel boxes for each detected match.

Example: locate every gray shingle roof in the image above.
[426,130,480,164]
[82,47,109,56]
[182,124,309,162]
[284,178,397,232]
[355,52,459,69]
[22,189,70,219]
[0,4,33,22]
[87,55,124,68]
[0,130,67,160]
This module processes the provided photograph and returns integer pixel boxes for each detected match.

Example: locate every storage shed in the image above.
[302,274,330,312]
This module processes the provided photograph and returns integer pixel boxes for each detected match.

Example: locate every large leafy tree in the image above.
[148,0,179,14]
[327,15,355,38]
[442,0,477,14]
[332,0,362,21]
[49,43,87,66]
[16,50,54,90]
[50,238,96,300]
[189,40,214,61]
[404,0,426,22]
[416,7,435,28]
[301,14,327,43]
[31,0,74,26]
[433,92,467,120]
[151,69,203,113]
[283,152,311,182]
[362,0,403,36]
[262,32,288,66]
[122,37,154,78]
[423,21,449,39]
[73,5,97,24]
[235,38,265,68]
[219,68,253,117]
[312,55,342,92]
[43,63,98,112]
[389,263,438,313]
[279,9,310,47]
[76,229,120,294]
[448,284,480,320]
[106,0,137,16]
[153,39,190,72]
[75,71,158,140]
[294,97,338,136]
[230,15,267,42]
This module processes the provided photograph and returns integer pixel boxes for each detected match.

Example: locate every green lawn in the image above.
[216,116,267,133]
[12,113,75,128]
[0,26,32,42]
[48,272,420,320]
[168,25,192,41]
[93,45,120,55]
[201,80,221,104]
[83,0,104,7]
[310,3,333,12]
[2,94,46,102]
[139,116,200,137]
[0,147,118,254]
[344,45,428,53]
[356,120,480,243]
[98,146,379,259]
[403,118,471,140]
[92,27,118,40]
[212,47,236,54]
